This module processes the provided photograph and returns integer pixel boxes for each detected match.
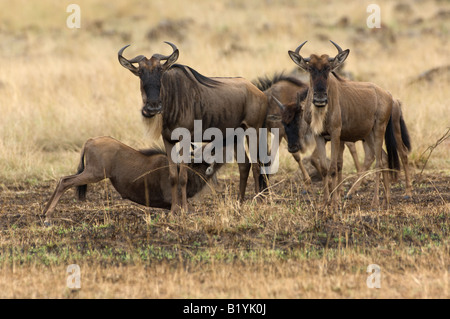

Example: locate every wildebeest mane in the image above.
[161,64,224,126]
[252,72,307,92]
[331,71,347,82]
[138,147,166,157]
[170,64,221,88]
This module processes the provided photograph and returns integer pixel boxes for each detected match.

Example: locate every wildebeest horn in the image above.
[153,41,178,61]
[295,41,307,54]
[272,96,285,111]
[118,45,146,64]
[330,40,343,54]
[294,41,310,62]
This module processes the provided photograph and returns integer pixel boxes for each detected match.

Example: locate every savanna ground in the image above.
[0,0,449,299]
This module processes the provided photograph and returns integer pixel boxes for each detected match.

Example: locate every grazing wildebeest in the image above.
[287,40,399,209]
[43,136,222,224]
[118,42,268,212]
[253,73,364,184]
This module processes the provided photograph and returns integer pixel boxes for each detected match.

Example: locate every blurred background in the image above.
[0,0,448,184]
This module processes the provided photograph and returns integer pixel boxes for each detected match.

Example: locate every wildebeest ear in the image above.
[288,50,308,71]
[162,49,179,70]
[118,45,144,76]
[118,56,140,76]
[267,114,282,121]
[330,49,350,71]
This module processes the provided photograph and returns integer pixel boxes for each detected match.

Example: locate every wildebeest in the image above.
[118,42,268,212]
[345,98,412,198]
[272,96,412,200]
[287,40,399,209]
[253,73,365,185]
[42,136,222,224]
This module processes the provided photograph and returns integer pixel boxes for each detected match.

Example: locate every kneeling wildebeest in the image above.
[287,40,400,209]
[42,136,222,224]
[118,42,268,213]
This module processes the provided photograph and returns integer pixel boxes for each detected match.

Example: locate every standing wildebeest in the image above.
[287,41,399,209]
[344,98,412,198]
[118,42,268,212]
[42,136,222,224]
[272,96,412,200]
[253,73,364,185]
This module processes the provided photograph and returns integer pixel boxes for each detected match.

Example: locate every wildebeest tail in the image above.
[75,143,87,201]
[400,114,412,152]
[385,115,400,179]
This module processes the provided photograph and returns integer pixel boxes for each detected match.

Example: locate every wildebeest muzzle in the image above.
[142,102,162,118]
[313,92,328,107]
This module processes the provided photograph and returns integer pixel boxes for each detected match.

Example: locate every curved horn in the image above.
[272,96,286,111]
[118,44,131,58]
[153,41,179,61]
[330,40,343,53]
[295,41,307,55]
[294,41,310,62]
[118,45,146,63]
[164,41,178,53]
[128,55,146,63]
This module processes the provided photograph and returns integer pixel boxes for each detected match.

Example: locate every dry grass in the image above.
[0,0,449,299]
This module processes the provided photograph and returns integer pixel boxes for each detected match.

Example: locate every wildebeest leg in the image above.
[336,141,346,200]
[310,145,323,179]
[314,136,329,207]
[235,141,251,202]
[43,172,104,223]
[399,148,412,198]
[329,130,342,210]
[346,138,375,198]
[381,149,391,209]
[163,140,181,213]
[345,142,362,173]
[371,127,385,209]
[178,162,189,212]
[249,133,261,194]
[292,151,312,186]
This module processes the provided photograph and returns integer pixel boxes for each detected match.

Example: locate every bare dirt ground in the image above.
[1,168,448,247]
[0,167,449,298]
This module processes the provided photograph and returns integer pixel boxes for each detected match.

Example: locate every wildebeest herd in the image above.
[43,40,412,224]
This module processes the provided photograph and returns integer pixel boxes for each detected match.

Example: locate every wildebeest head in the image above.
[288,41,349,107]
[118,42,179,118]
[268,94,304,153]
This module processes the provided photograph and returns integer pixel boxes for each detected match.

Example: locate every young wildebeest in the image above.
[118,42,268,213]
[253,73,364,185]
[42,136,222,224]
[287,41,400,209]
